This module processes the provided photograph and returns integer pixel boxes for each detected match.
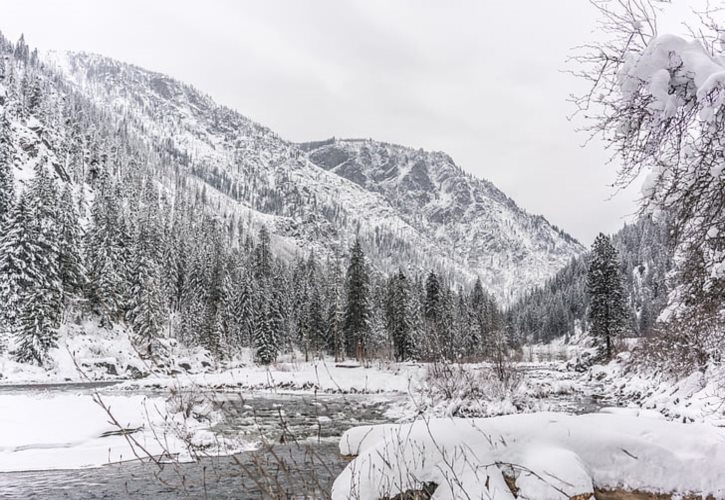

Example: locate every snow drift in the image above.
[333,412,725,499]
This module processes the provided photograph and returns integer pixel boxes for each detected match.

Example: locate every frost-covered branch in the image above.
[573,0,725,327]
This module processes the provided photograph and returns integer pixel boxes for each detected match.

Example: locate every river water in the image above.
[0,367,606,499]
[0,386,400,499]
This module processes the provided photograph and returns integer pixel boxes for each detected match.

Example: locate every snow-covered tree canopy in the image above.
[575,0,724,321]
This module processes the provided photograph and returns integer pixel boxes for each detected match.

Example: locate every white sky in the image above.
[1,0,664,245]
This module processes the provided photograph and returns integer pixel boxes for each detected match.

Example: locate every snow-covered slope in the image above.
[45,51,582,301]
[303,138,584,300]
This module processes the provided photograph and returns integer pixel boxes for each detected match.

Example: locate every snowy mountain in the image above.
[26,49,581,302]
[302,138,584,300]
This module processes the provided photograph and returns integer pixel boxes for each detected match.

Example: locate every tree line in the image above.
[0,31,510,368]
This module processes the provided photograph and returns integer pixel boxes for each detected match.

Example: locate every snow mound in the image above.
[333,412,725,499]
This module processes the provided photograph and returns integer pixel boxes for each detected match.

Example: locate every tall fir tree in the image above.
[27,164,63,327]
[85,181,124,326]
[387,270,413,361]
[0,194,38,351]
[254,291,277,365]
[254,225,272,281]
[424,271,442,359]
[586,233,628,359]
[0,110,14,224]
[0,192,59,364]
[343,239,369,359]
[56,185,85,304]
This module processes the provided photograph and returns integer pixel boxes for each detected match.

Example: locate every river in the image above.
[0,365,607,499]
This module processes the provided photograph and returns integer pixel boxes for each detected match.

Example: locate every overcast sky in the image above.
[2,0,658,245]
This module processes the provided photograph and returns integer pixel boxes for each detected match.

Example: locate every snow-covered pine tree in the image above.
[307,285,326,357]
[254,292,277,365]
[128,233,165,356]
[586,233,628,360]
[15,283,59,366]
[343,239,369,359]
[323,261,344,359]
[254,225,272,281]
[407,276,426,360]
[468,278,485,355]
[85,181,124,326]
[454,287,470,360]
[218,270,239,353]
[0,191,59,364]
[236,272,256,347]
[13,34,29,65]
[56,185,85,305]
[386,270,413,361]
[439,286,455,360]
[0,110,14,224]
[0,194,36,352]
[26,164,63,329]
[424,271,442,359]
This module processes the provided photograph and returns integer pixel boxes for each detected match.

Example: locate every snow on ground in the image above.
[0,390,247,472]
[333,412,725,500]
[0,321,215,385]
[119,357,426,395]
[590,352,725,425]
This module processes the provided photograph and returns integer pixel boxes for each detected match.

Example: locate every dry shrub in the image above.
[637,313,725,377]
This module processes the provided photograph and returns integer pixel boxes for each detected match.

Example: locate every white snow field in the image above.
[333,412,725,500]
[0,391,242,472]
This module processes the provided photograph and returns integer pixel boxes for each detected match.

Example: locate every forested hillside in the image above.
[507,217,672,344]
[0,32,507,367]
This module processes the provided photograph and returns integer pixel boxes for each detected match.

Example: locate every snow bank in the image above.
[333,412,725,499]
[590,354,725,425]
[0,391,244,472]
[120,358,425,395]
[0,321,214,385]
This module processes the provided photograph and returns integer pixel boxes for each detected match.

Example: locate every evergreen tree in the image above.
[308,285,326,356]
[27,164,63,327]
[386,270,412,361]
[424,271,442,359]
[0,110,13,224]
[0,192,59,364]
[13,34,29,65]
[56,185,85,303]
[0,194,38,349]
[424,271,441,322]
[254,295,277,365]
[586,233,628,359]
[85,182,124,326]
[343,239,369,359]
[128,236,165,356]
[15,285,59,365]
[235,273,255,347]
[254,225,272,281]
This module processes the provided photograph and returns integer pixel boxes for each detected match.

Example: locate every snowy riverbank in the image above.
[333,412,725,499]
[0,390,244,472]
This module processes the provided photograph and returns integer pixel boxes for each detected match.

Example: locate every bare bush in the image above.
[638,312,725,376]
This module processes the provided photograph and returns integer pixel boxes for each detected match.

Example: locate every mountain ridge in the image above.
[27,47,582,301]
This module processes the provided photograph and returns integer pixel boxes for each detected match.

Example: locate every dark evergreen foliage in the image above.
[343,239,370,359]
[587,233,628,359]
